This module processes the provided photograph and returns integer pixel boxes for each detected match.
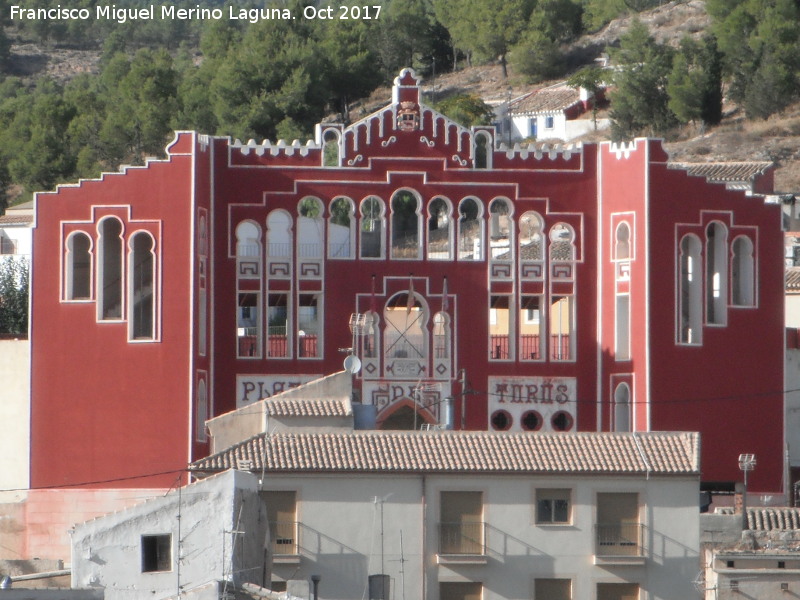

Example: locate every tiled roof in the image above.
[0,214,32,226]
[265,396,351,417]
[672,162,772,184]
[786,267,800,291]
[191,430,699,476]
[716,507,800,531]
[508,85,581,115]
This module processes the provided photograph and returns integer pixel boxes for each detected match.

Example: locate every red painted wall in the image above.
[28,72,786,493]
[31,133,197,489]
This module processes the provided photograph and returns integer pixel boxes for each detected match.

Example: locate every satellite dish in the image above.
[343,354,362,374]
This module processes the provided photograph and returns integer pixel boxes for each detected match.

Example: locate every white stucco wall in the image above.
[71,470,268,600]
[0,338,30,491]
[263,472,699,600]
[509,114,610,143]
[210,372,353,451]
[0,225,32,257]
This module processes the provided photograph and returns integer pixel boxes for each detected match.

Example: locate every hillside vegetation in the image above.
[2,0,800,208]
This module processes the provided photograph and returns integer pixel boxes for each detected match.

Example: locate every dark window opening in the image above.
[551,411,573,431]
[490,410,511,431]
[142,534,171,573]
[521,410,542,431]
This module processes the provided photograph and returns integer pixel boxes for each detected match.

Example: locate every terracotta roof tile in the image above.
[716,507,800,531]
[508,85,581,115]
[672,162,772,184]
[191,430,699,476]
[787,267,800,291]
[265,397,351,417]
[0,214,33,226]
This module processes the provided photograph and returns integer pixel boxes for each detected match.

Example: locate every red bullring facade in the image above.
[31,69,784,493]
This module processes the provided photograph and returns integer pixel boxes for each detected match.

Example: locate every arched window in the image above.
[732,236,754,307]
[297,197,324,259]
[360,196,385,259]
[433,311,450,359]
[614,383,631,432]
[615,222,631,260]
[235,220,261,278]
[549,222,575,262]
[489,198,512,260]
[519,212,543,260]
[236,220,262,358]
[384,291,427,360]
[65,232,92,300]
[98,217,123,320]
[458,197,483,261]
[196,379,208,442]
[679,234,702,344]
[129,232,155,340]
[474,132,490,169]
[328,197,354,258]
[322,129,340,167]
[391,190,421,259]
[427,197,453,260]
[267,210,293,268]
[706,222,728,325]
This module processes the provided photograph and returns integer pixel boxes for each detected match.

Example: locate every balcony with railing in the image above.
[437,521,486,564]
[269,520,299,563]
[489,334,572,360]
[594,523,646,565]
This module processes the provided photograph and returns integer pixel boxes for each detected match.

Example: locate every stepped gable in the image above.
[228,68,584,170]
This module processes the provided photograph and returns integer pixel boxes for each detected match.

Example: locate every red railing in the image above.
[237,335,318,358]
[490,334,572,360]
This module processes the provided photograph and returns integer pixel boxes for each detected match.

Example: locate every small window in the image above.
[141,534,171,573]
[440,582,482,600]
[535,578,571,600]
[726,560,735,568]
[536,489,570,524]
[544,116,554,129]
[779,561,786,569]
[489,295,511,360]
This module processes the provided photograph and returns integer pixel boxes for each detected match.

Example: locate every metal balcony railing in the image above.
[595,523,645,557]
[438,521,485,555]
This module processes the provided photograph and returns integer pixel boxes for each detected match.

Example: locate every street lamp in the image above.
[738,453,756,530]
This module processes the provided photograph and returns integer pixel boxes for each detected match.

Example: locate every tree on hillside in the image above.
[318,16,382,119]
[610,18,676,140]
[99,49,179,167]
[567,65,606,128]
[435,94,495,127]
[710,0,800,120]
[0,256,28,335]
[582,0,664,31]
[434,0,535,78]
[667,35,722,127]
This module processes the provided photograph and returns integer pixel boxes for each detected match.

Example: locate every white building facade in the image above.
[193,388,701,600]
